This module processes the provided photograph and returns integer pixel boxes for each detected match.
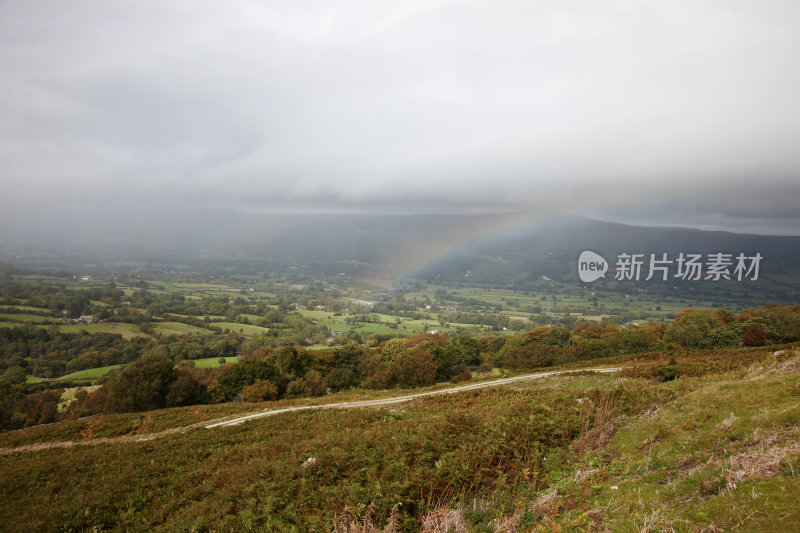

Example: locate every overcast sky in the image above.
[2,0,800,235]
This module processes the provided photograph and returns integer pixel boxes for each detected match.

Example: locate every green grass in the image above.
[212,322,270,336]
[26,365,125,384]
[317,316,456,336]
[0,322,152,339]
[0,305,50,313]
[58,365,125,381]
[152,321,214,336]
[191,356,239,369]
[54,323,150,339]
[237,314,264,322]
[295,309,333,320]
[0,313,52,323]
[398,281,735,323]
[27,358,238,385]
[581,359,800,531]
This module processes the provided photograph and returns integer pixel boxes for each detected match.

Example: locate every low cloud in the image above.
[1,1,799,235]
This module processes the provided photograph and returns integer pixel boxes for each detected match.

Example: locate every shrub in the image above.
[219,360,282,395]
[286,378,311,398]
[305,369,327,396]
[395,349,437,388]
[609,328,655,354]
[449,364,472,383]
[325,368,355,391]
[742,323,766,346]
[165,369,209,407]
[98,355,208,412]
[502,344,555,370]
[242,379,279,402]
[579,339,615,359]
[657,358,683,382]
[663,311,722,349]
[102,354,177,412]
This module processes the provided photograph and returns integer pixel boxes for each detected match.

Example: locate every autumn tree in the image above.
[243,379,279,402]
[395,349,437,388]
[304,369,326,396]
[742,323,766,346]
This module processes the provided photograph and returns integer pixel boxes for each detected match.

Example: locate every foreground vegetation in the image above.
[1,344,799,531]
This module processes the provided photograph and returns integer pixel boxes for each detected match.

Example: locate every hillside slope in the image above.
[1,346,799,532]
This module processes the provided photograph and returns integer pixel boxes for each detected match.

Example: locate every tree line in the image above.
[1,303,798,431]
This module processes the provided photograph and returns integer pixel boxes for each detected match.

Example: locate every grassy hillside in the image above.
[1,346,799,532]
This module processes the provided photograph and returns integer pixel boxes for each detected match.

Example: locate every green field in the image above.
[191,356,238,368]
[400,281,726,322]
[212,322,270,336]
[27,358,238,384]
[54,323,150,339]
[4,269,767,350]
[58,365,125,381]
[26,364,124,384]
[314,314,493,337]
[295,309,333,320]
[0,305,50,313]
[236,313,264,322]
[152,322,214,336]
[0,313,52,323]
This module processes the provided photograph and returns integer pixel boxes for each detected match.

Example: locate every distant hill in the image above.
[1,207,799,295]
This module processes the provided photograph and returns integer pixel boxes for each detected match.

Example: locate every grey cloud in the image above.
[1,0,800,234]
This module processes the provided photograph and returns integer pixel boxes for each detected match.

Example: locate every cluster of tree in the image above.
[0,366,61,429]
[497,304,800,371]
[0,282,124,318]
[2,304,798,431]
[44,334,488,422]
[159,335,240,361]
[0,327,149,377]
[84,354,209,413]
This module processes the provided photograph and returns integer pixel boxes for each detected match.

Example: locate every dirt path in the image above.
[205,367,622,428]
[0,417,233,455]
[1,367,620,454]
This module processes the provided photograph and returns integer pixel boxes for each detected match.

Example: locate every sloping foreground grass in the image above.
[1,350,799,532]
[0,369,595,449]
[552,355,800,533]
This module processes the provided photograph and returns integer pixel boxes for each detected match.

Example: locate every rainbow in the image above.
[381,207,567,281]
